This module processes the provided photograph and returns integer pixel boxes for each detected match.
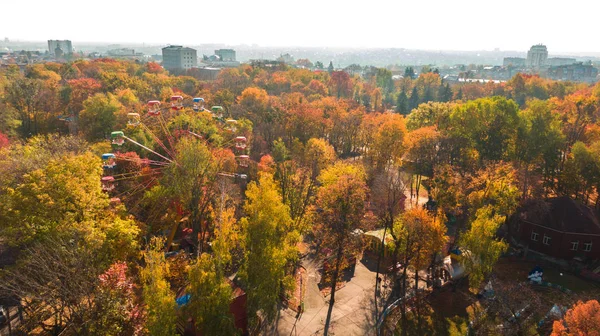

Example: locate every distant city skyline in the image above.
[2,0,600,53]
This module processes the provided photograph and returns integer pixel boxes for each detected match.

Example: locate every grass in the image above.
[493,258,598,293]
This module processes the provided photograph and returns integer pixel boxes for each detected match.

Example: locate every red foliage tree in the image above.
[552,300,600,336]
[0,132,9,149]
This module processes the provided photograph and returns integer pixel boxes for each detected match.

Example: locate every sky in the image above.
[2,0,599,53]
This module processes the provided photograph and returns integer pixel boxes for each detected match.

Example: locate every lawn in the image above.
[493,258,599,293]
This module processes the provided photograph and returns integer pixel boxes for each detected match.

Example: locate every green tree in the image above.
[79,92,122,141]
[449,96,520,162]
[515,99,565,197]
[405,101,453,131]
[396,89,409,115]
[376,68,394,94]
[408,87,420,112]
[404,67,416,80]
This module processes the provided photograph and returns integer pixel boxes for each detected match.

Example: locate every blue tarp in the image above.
[176,294,191,307]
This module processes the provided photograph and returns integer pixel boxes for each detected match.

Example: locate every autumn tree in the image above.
[185,254,238,336]
[88,262,145,336]
[389,208,447,334]
[459,206,508,290]
[329,71,352,98]
[404,126,441,205]
[140,237,177,336]
[552,300,600,336]
[0,146,139,262]
[152,137,221,253]
[239,173,299,326]
[363,113,407,171]
[4,77,44,136]
[314,162,367,336]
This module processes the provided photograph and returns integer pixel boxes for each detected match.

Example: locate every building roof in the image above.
[162,45,196,52]
[523,197,600,235]
[363,228,393,245]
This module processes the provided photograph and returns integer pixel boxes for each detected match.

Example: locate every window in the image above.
[531,231,539,241]
[543,235,551,245]
[584,242,592,252]
[570,241,579,251]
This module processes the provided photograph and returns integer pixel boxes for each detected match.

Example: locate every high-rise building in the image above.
[48,40,73,56]
[527,44,548,68]
[162,45,197,71]
[215,49,236,62]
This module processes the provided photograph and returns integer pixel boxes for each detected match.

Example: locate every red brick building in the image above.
[512,197,600,261]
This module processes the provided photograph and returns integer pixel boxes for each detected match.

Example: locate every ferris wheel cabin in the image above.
[235,136,247,150]
[127,113,140,127]
[192,97,205,111]
[101,176,116,192]
[111,131,125,146]
[147,100,161,115]
[102,153,117,169]
[171,95,184,110]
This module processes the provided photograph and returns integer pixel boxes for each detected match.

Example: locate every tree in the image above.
[0,237,102,334]
[364,113,407,171]
[89,262,145,336]
[405,101,453,131]
[239,173,298,325]
[185,254,237,336]
[79,93,122,141]
[437,83,453,102]
[4,77,44,136]
[0,131,9,149]
[404,67,416,80]
[405,126,441,204]
[459,206,508,290]
[408,87,420,112]
[515,99,565,197]
[329,71,352,98]
[396,89,409,115]
[371,166,409,319]
[376,68,394,95]
[271,140,319,232]
[0,150,139,261]
[140,237,178,336]
[314,162,367,336]
[449,96,520,162]
[154,137,221,253]
[389,208,446,334]
[552,300,600,336]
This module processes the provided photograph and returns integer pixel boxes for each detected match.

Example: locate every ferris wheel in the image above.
[99,95,251,249]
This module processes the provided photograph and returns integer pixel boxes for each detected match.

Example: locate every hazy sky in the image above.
[2,0,598,52]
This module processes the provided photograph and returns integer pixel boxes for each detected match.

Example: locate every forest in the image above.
[0,59,599,336]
